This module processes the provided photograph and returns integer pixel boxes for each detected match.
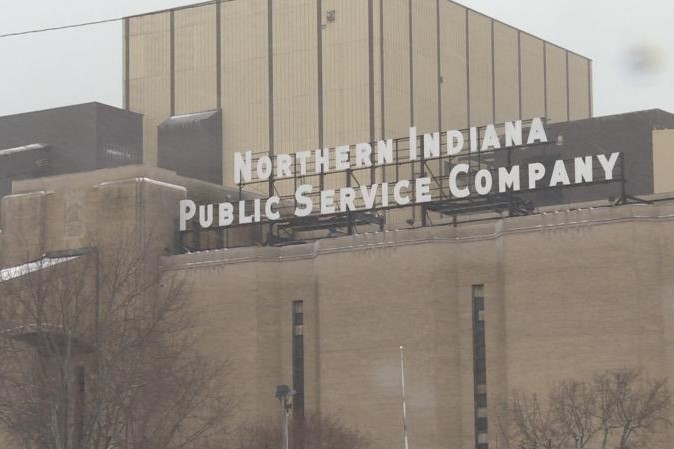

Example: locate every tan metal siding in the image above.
[128,12,172,166]
[493,22,519,123]
[467,11,493,126]
[220,0,269,187]
[273,0,319,156]
[382,0,411,140]
[519,33,545,121]
[322,0,370,149]
[412,0,439,134]
[174,5,217,115]
[653,129,674,194]
[373,0,383,141]
[568,53,591,120]
[125,0,591,190]
[545,43,568,123]
[439,1,468,131]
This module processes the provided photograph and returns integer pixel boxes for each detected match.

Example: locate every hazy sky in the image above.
[0,0,672,118]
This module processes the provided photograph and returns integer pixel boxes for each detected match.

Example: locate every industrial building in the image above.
[2,1,674,449]
[0,102,143,220]
[123,0,592,185]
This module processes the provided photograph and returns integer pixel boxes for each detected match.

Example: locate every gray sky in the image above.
[0,0,672,118]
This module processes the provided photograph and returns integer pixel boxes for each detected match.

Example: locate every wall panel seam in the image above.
[465,9,470,126]
[408,0,414,126]
[216,2,222,110]
[124,18,130,111]
[517,30,522,119]
[436,0,442,132]
[170,10,176,117]
[267,0,274,157]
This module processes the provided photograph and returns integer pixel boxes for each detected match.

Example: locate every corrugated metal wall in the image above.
[273,0,319,156]
[467,11,493,127]
[381,0,411,141]
[174,4,218,116]
[124,0,593,186]
[568,53,591,120]
[493,22,519,123]
[220,0,269,186]
[412,0,439,134]
[439,1,468,131]
[127,12,171,166]
[520,32,546,120]
[545,43,569,123]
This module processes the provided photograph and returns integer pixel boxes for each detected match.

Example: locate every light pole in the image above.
[400,345,410,449]
[275,384,295,449]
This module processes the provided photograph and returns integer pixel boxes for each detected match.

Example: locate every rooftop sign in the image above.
[179,118,622,231]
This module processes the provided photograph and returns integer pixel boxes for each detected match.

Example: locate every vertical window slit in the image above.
[472,285,488,449]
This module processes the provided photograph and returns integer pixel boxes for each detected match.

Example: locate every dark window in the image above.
[292,301,304,422]
[472,285,488,449]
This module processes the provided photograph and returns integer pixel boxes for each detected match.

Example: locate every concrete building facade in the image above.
[0,102,143,221]
[2,165,674,449]
[5,2,674,449]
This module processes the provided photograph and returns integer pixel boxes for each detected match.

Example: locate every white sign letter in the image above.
[361,184,379,209]
[218,202,234,227]
[355,143,373,168]
[335,145,350,171]
[315,149,330,174]
[179,199,196,231]
[277,154,293,178]
[481,124,501,151]
[470,127,478,153]
[234,151,252,184]
[320,189,336,214]
[295,184,314,217]
[394,180,411,205]
[597,152,620,181]
[528,162,546,189]
[415,177,432,203]
[447,130,464,156]
[256,156,273,181]
[409,127,418,160]
[377,140,393,165]
[549,160,571,187]
[239,200,253,224]
[505,120,523,147]
[574,156,593,184]
[265,196,280,220]
[498,166,521,192]
[449,163,470,198]
[296,150,311,176]
[340,188,357,212]
[424,132,440,158]
[474,169,493,195]
[527,117,548,144]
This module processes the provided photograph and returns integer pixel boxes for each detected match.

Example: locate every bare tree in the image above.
[0,233,232,449]
[595,369,671,449]
[508,391,567,449]
[497,369,671,449]
[549,380,599,448]
[229,413,377,449]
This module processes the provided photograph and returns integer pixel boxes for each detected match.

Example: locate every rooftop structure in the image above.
[124,0,593,185]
